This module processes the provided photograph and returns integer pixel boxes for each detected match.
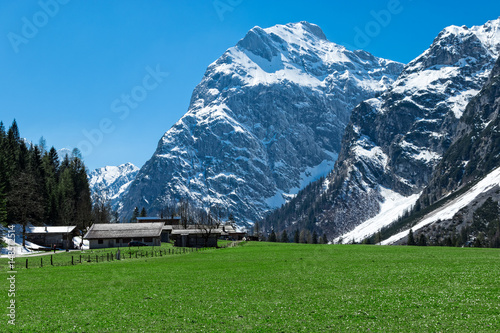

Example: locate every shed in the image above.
[84,222,164,249]
[26,226,78,250]
[171,228,222,248]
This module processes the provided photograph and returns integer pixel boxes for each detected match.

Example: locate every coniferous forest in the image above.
[0,120,92,236]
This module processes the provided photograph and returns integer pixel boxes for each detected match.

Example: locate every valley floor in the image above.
[1,242,499,332]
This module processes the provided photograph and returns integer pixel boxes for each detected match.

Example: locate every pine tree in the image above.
[140,207,147,217]
[0,183,7,226]
[294,230,299,243]
[269,230,277,242]
[280,230,288,243]
[70,149,92,229]
[131,207,140,223]
[418,233,427,246]
[7,172,44,247]
[322,234,328,244]
[312,231,318,244]
[58,167,75,226]
[407,229,416,246]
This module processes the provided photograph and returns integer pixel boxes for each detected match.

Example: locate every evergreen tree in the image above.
[7,172,44,247]
[322,234,328,244]
[312,231,318,244]
[130,207,140,223]
[269,230,277,242]
[140,207,147,217]
[71,149,92,230]
[58,167,75,226]
[407,229,416,246]
[280,230,288,243]
[294,230,299,243]
[0,183,7,226]
[418,233,427,246]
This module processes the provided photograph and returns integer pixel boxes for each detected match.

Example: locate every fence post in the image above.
[72,256,74,265]
[41,257,43,267]
[80,255,82,264]
[96,255,98,263]
[26,259,28,269]
[51,255,53,266]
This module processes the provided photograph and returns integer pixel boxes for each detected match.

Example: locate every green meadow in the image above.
[1,242,499,332]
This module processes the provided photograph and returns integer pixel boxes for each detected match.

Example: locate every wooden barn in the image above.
[171,228,221,248]
[220,225,247,240]
[84,222,164,249]
[26,226,78,250]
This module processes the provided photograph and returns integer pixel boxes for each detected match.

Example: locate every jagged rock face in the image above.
[88,163,139,211]
[260,18,500,239]
[420,55,500,204]
[120,22,403,224]
[323,18,500,237]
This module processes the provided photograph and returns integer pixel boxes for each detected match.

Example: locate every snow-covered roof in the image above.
[84,223,164,240]
[27,226,77,234]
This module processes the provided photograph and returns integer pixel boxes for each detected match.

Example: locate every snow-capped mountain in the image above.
[383,55,500,244]
[261,18,500,241]
[88,163,139,211]
[120,21,403,224]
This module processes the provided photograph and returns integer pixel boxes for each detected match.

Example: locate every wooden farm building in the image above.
[84,222,163,249]
[220,225,247,240]
[136,216,181,225]
[171,228,222,248]
[26,226,78,250]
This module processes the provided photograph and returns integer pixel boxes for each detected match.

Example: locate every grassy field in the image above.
[1,242,499,332]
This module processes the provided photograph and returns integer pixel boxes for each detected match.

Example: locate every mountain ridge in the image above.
[119,21,403,224]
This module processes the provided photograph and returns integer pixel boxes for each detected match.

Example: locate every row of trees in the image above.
[0,120,92,245]
[254,222,328,244]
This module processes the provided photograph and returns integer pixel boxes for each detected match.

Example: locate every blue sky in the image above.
[1,0,499,171]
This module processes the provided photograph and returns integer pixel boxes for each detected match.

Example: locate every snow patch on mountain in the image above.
[381,165,500,245]
[88,163,139,210]
[334,187,420,244]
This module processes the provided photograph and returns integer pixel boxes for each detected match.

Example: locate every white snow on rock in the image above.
[334,187,420,244]
[382,165,500,245]
[88,162,139,210]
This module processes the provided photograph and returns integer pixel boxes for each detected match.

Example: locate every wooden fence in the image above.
[20,246,218,269]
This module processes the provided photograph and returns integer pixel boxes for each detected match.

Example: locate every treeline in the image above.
[253,222,328,244]
[0,120,92,238]
[259,177,330,240]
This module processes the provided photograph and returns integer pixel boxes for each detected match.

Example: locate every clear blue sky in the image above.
[1,0,499,171]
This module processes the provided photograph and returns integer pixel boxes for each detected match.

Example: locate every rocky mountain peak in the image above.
[119,22,403,224]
